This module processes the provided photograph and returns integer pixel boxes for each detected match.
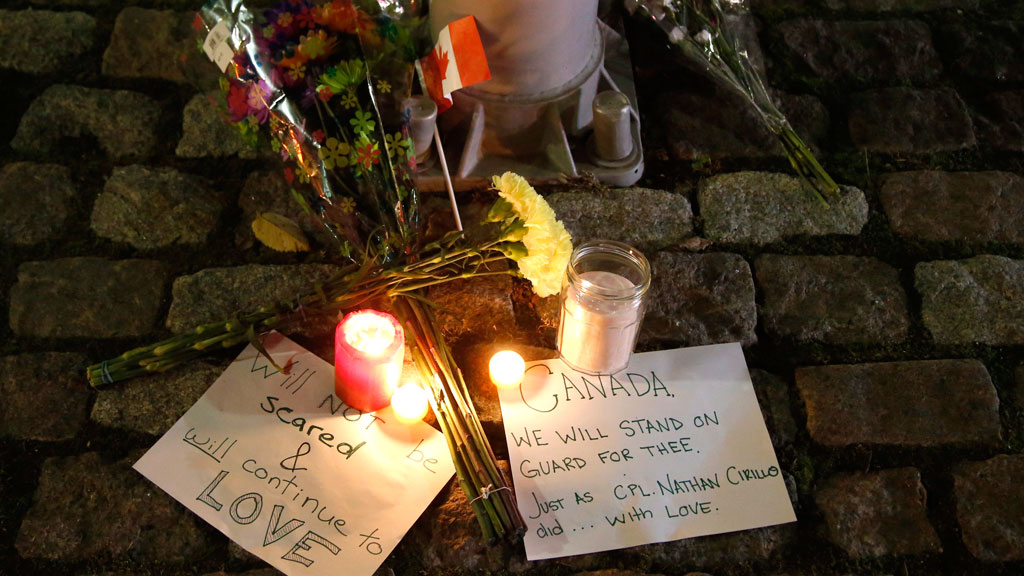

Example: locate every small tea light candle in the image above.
[390,382,430,423]
[489,350,526,389]
[334,310,405,412]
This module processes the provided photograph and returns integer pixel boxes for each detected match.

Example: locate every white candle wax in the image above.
[557,270,641,374]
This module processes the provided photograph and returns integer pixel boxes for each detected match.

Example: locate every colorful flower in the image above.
[298,30,335,60]
[192,13,204,31]
[285,63,306,83]
[295,7,315,29]
[311,129,326,143]
[262,25,277,39]
[318,137,351,170]
[339,197,356,214]
[350,110,375,134]
[385,132,407,159]
[355,136,381,169]
[376,80,392,94]
[320,60,366,93]
[276,12,293,27]
[283,166,295,184]
[318,86,334,102]
[247,81,273,124]
[491,172,573,297]
[226,83,250,122]
[340,92,358,109]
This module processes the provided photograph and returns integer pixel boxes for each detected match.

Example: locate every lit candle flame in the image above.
[391,382,429,423]
[489,350,525,389]
[343,311,397,356]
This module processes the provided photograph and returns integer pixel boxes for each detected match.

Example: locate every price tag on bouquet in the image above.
[497,343,796,561]
[202,19,235,72]
[135,332,454,576]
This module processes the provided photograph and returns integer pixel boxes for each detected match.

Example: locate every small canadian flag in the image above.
[418,15,491,113]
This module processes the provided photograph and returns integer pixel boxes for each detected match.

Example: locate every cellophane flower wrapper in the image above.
[196,0,430,261]
[627,0,839,206]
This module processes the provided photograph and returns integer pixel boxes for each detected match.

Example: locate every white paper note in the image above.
[497,343,796,561]
[135,332,454,576]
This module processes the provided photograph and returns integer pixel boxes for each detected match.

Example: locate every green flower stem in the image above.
[392,295,525,541]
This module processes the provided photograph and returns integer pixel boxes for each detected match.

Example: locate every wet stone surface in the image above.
[9,257,169,339]
[103,7,220,87]
[91,165,223,250]
[880,171,1024,244]
[11,85,162,161]
[91,360,226,436]
[750,369,797,450]
[940,21,1024,84]
[970,90,1024,151]
[796,359,1000,447]
[815,467,941,558]
[777,19,942,85]
[547,187,694,252]
[916,255,1024,345]
[0,10,95,74]
[953,454,1024,561]
[698,172,867,245]
[756,255,909,345]
[0,353,90,441]
[165,263,343,336]
[430,273,517,341]
[0,162,77,245]
[848,87,976,153]
[15,452,217,562]
[643,252,757,347]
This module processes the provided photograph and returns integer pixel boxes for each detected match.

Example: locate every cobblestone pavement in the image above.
[2,1,1024,575]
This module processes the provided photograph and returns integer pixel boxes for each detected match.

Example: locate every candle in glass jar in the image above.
[334,310,404,412]
[557,240,650,375]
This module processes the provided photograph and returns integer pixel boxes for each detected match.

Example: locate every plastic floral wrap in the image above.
[626,0,840,206]
[195,0,428,260]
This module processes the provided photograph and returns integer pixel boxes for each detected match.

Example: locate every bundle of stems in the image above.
[393,295,526,542]
[87,230,513,388]
[627,0,840,206]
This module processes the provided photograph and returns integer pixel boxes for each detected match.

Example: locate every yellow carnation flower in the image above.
[491,172,573,297]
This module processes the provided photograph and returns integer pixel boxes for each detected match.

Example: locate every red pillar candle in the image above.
[334,309,405,412]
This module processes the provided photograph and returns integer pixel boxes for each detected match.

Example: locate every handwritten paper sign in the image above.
[497,343,795,560]
[135,332,454,576]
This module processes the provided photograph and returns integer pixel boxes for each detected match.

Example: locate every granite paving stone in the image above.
[0,353,90,441]
[91,165,223,250]
[177,91,259,159]
[916,256,1024,345]
[777,19,942,84]
[11,85,162,161]
[970,90,1024,151]
[756,255,909,345]
[103,7,220,87]
[880,171,1024,243]
[625,525,796,572]
[940,21,1024,84]
[406,462,522,572]
[750,369,797,449]
[953,454,1024,561]
[848,87,976,153]
[15,452,216,562]
[9,258,168,338]
[643,252,757,347]
[0,10,95,74]
[659,88,828,160]
[823,0,978,11]
[0,162,77,245]
[698,172,868,245]
[796,360,1000,447]
[430,273,517,340]
[91,360,225,435]
[165,263,343,335]
[547,187,693,252]
[815,468,941,558]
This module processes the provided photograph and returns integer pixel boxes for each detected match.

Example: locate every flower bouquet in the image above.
[88,0,576,542]
[626,0,840,206]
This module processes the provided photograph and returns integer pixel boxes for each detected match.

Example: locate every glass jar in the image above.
[556,239,651,375]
